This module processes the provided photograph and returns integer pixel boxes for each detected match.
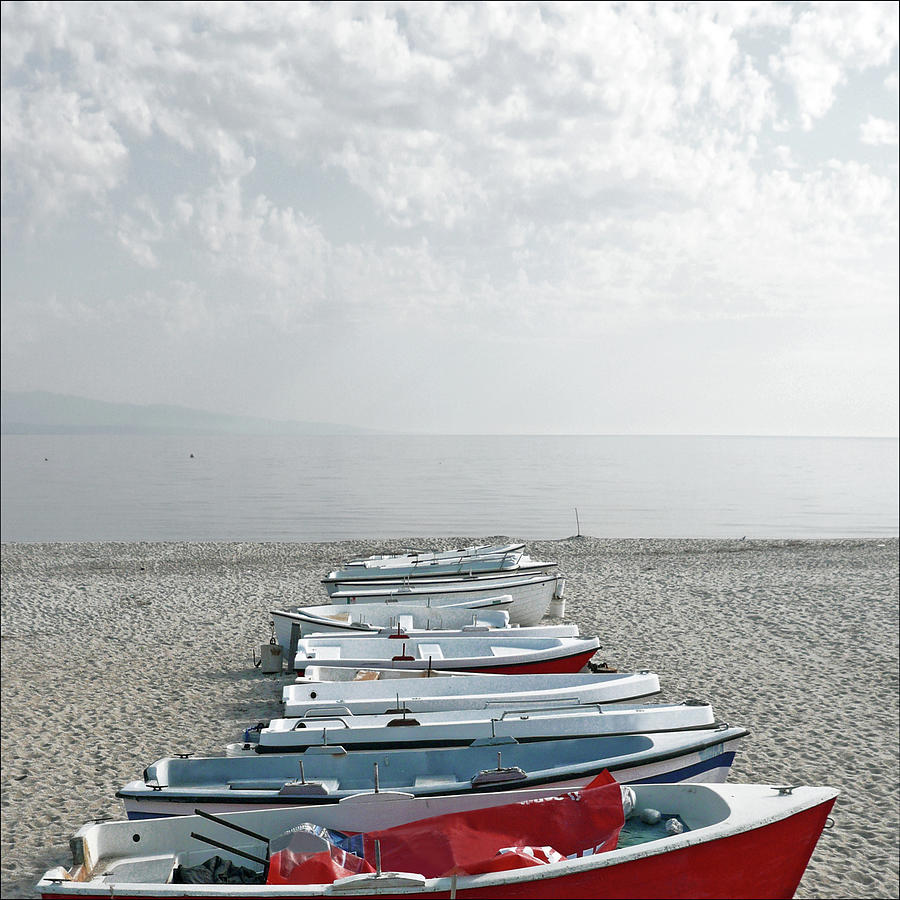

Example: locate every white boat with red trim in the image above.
[40,776,836,899]
[292,633,600,675]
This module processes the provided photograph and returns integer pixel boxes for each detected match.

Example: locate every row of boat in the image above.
[37,541,837,899]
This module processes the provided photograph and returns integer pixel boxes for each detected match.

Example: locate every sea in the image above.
[1,434,897,542]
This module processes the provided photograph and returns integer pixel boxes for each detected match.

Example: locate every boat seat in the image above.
[396,615,414,631]
[311,647,342,660]
[490,645,525,657]
[417,643,444,660]
[100,855,179,885]
[228,779,290,790]
[413,775,454,787]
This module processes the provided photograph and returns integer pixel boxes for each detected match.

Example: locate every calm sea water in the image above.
[1,434,897,542]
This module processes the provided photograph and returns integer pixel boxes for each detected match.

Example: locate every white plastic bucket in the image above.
[548,597,566,618]
[259,642,284,673]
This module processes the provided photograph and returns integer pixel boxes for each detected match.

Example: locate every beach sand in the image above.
[1,537,898,898]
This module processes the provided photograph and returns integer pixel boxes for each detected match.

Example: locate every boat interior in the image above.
[57,784,735,888]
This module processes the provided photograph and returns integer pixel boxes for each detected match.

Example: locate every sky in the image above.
[1,1,898,436]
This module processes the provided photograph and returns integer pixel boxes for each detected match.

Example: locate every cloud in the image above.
[861,114,900,145]
[1,82,128,229]
[770,1,899,128]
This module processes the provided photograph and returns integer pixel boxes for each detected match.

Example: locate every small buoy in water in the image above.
[639,808,661,825]
[665,818,684,835]
[190,453,194,458]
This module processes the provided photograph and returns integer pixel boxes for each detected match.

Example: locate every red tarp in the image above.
[267,843,375,885]
[267,771,624,885]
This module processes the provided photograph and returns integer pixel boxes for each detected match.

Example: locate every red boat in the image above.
[38,773,837,899]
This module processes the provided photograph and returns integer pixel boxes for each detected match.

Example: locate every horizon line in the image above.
[2,429,897,440]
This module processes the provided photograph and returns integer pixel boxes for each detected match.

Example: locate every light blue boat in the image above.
[117,725,749,819]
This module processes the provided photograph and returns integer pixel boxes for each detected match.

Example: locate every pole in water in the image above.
[575,507,581,537]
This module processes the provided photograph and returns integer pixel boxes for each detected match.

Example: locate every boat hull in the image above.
[293,646,599,676]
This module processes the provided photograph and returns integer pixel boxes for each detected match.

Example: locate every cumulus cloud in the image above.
[770,0,898,129]
[861,114,900,145]
[1,2,897,432]
[1,82,128,228]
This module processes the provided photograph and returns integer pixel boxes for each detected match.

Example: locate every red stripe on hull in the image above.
[39,798,835,900]
[456,648,599,675]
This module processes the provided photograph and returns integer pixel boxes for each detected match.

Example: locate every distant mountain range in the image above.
[0,391,375,436]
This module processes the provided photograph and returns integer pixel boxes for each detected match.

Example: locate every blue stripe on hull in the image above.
[628,751,737,784]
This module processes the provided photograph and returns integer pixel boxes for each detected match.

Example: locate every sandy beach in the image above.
[1,537,897,898]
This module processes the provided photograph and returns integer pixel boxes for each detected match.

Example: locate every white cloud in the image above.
[770,1,899,128]
[861,114,900,145]
[1,82,128,228]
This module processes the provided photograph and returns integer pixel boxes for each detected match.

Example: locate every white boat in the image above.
[323,543,558,589]
[282,670,660,716]
[323,565,561,597]
[334,542,526,571]
[271,603,576,649]
[114,725,749,818]
[42,777,836,900]
[324,573,562,626]
[292,633,600,675]
[272,603,509,647]
[252,700,718,753]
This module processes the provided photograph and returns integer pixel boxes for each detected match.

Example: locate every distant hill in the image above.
[0,391,375,436]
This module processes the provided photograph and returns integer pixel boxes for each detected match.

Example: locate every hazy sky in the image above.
[2,2,898,435]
